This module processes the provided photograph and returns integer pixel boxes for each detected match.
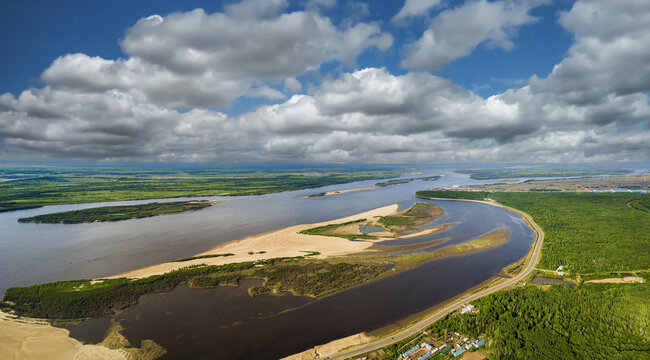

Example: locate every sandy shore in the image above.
[112,204,399,279]
[302,187,377,198]
[0,311,166,360]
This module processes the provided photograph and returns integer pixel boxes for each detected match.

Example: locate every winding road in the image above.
[328,199,545,360]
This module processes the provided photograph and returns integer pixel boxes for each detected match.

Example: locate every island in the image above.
[17,200,220,223]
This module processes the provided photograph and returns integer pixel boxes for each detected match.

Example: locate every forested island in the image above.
[18,200,217,223]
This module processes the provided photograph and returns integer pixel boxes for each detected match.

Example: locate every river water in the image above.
[2,170,537,358]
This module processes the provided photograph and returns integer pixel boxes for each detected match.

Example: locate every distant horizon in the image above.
[1,160,649,170]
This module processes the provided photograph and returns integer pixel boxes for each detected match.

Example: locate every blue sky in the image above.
[1,0,573,102]
[0,0,648,163]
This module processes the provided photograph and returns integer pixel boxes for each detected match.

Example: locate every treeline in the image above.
[18,201,213,223]
[455,168,630,180]
[375,175,441,187]
[417,191,650,273]
[425,284,650,360]
[1,257,386,319]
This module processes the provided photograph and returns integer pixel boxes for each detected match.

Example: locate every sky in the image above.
[0,0,648,164]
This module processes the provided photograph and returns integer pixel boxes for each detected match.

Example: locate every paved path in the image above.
[328,199,544,360]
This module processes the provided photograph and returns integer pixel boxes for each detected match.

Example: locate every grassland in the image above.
[455,167,631,180]
[17,200,215,223]
[299,219,379,240]
[438,229,509,255]
[0,165,401,211]
[417,191,650,273]
[378,202,443,234]
[299,202,443,240]
[0,257,387,319]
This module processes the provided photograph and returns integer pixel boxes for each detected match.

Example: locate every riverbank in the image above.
[322,196,544,359]
[0,311,165,360]
[111,204,399,279]
[303,186,377,198]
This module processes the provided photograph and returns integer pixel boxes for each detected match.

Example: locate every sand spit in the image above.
[0,311,165,360]
[112,204,399,279]
[302,187,378,198]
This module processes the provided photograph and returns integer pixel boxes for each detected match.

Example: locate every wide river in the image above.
[2,170,536,358]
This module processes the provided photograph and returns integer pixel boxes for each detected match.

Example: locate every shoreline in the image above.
[302,186,378,198]
[306,196,544,359]
[110,204,399,279]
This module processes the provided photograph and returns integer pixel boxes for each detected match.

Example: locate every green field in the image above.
[17,200,214,223]
[417,191,650,273]
[455,168,630,180]
[0,165,401,211]
[0,257,387,319]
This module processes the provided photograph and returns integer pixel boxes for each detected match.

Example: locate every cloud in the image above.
[0,0,648,163]
[530,0,650,105]
[402,0,547,70]
[120,8,391,79]
[391,0,444,24]
[38,6,392,109]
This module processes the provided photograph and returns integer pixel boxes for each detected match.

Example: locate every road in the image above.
[328,199,544,360]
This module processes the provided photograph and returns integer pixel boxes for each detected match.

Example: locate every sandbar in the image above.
[112,204,399,279]
[303,187,377,198]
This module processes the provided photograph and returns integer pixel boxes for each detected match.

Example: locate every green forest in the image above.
[0,257,387,319]
[0,165,401,211]
[423,284,650,360]
[417,191,650,273]
[18,201,214,223]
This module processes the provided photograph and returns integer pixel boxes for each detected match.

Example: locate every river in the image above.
[2,170,536,358]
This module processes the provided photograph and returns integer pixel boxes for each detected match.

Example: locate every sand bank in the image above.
[396,224,450,239]
[112,204,399,279]
[303,187,377,198]
[0,311,165,360]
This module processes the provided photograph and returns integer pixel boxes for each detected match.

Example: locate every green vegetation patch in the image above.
[18,201,214,224]
[417,191,650,273]
[171,253,234,262]
[375,175,441,187]
[0,257,386,319]
[456,168,630,180]
[378,202,443,232]
[307,192,327,197]
[628,198,650,214]
[299,219,378,240]
[425,283,650,360]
